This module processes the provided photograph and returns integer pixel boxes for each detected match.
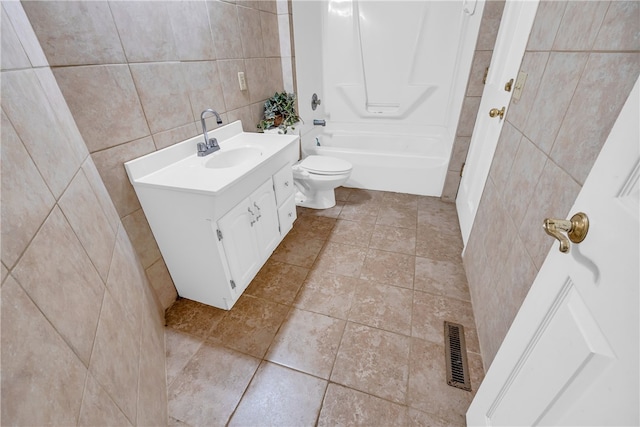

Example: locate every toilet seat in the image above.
[298,155,352,175]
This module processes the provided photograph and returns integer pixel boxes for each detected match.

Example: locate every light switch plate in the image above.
[512,71,528,102]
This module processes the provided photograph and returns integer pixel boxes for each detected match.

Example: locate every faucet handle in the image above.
[197,142,207,153]
[208,137,219,148]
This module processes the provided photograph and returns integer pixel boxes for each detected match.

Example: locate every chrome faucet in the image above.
[198,109,223,156]
[313,119,326,126]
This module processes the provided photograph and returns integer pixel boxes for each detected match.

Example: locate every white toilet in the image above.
[292,155,353,209]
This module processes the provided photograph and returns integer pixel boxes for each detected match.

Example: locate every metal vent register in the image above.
[444,321,471,391]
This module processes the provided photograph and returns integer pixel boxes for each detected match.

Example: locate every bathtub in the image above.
[304,124,450,196]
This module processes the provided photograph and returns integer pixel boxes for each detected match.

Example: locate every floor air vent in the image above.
[444,321,471,391]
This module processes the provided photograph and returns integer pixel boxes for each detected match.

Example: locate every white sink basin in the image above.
[125,120,299,195]
[204,146,262,169]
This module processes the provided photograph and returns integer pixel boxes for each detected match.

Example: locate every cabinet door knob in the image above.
[284,181,289,187]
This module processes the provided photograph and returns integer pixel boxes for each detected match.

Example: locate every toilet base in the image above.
[295,189,337,209]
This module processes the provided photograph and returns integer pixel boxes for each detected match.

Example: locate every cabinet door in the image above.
[251,179,280,258]
[217,198,261,291]
[273,163,295,205]
[277,194,297,236]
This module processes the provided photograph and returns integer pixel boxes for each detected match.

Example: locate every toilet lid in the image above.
[299,155,352,175]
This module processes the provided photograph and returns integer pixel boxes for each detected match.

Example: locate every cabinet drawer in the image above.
[277,194,297,236]
[273,163,295,205]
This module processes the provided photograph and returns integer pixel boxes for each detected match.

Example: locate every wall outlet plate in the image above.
[238,72,247,91]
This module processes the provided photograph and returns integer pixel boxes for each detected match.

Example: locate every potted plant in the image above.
[257,92,301,134]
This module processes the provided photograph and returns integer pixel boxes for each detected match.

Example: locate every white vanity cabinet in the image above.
[124,121,300,310]
[216,178,280,294]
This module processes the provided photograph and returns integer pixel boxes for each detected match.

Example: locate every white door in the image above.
[457,0,539,246]
[467,79,639,426]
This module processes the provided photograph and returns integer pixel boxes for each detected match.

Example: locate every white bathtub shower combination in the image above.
[292,0,485,196]
[305,123,448,196]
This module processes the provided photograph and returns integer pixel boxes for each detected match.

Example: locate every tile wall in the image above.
[462,0,640,369]
[1,1,167,424]
[441,1,505,201]
[22,0,292,310]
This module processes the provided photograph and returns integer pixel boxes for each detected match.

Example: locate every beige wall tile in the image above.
[12,207,105,365]
[487,121,522,191]
[218,59,252,110]
[0,110,55,268]
[466,50,492,97]
[33,67,89,162]
[245,57,271,102]
[502,136,547,226]
[153,122,199,151]
[1,7,31,70]
[81,158,121,233]
[130,62,193,133]
[266,57,285,92]
[238,6,264,58]
[59,170,117,282]
[78,374,132,426]
[475,0,505,50]
[523,52,588,154]
[259,0,278,14]
[106,226,147,329]
[449,136,471,173]
[1,263,7,285]
[440,170,461,203]
[261,11,280,57]
[552,1,609,51]
[207,0,244,59]
[1,69,82,198]
[91,136,156,218]
[227,105,259,132]
[168,0,216,61]
[183,61,226,122]
[1,1,48,67]
[145,257,178,311]
[518,160,581,269]
[456,96,481,137]
[551,52,640,184]
[594,1,640,51]
[121,208,162,269]
[1,276,87,425]
[110,1,177,62]
[506,52,549,132]
[53,64,150,152]
[136,313,169,426]
[22,1,125,66]
[526,0,567,51]
[238,0,261,10]
[89,290,141,422]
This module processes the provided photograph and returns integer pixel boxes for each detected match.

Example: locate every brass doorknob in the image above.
[489,107,505,119]
[543,212,589,253]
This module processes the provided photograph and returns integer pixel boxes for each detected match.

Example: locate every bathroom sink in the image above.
[204,146,262,169]
[125,120,299,195]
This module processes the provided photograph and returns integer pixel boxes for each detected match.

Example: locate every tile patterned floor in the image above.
[165,188,484,427]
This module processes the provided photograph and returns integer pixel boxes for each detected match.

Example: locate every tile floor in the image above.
[165,188,484,426]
